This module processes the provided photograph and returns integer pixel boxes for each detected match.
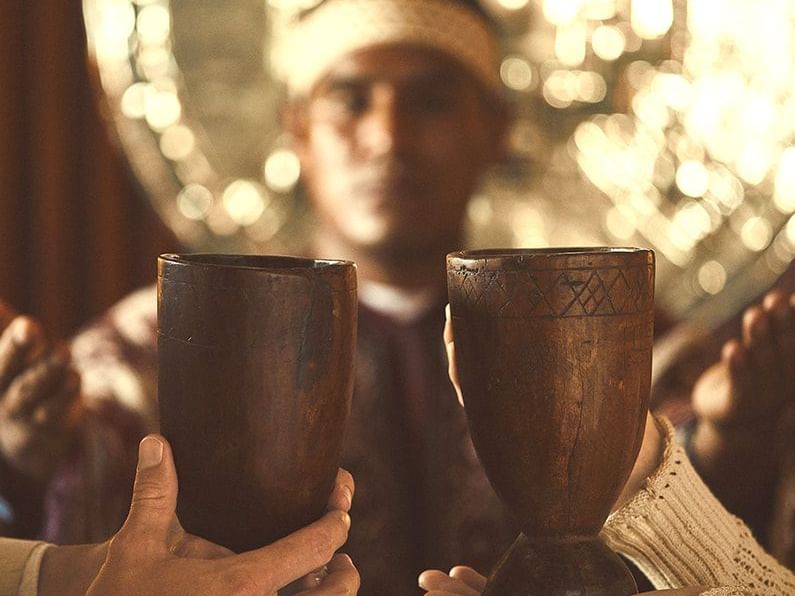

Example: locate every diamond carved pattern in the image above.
[451,265,652,318]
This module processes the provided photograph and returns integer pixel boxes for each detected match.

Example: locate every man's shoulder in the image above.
[73,284,157,344]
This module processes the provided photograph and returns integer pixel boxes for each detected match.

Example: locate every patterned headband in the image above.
[272,0,501,96]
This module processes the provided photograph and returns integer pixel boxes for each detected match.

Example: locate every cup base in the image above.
[483,533,638,596]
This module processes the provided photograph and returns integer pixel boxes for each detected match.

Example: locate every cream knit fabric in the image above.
[602,416,795,596]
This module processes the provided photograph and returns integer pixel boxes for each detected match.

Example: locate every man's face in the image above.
[290,45,505,260]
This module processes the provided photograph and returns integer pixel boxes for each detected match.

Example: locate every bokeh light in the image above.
[83,0,795,327]
[741,216,774,252]
[630,0,673,40]
[144,90,181,131]
[501,56,534,90]
[591,25,626,61]
[222,180,268,226]
[160,125,196,161]
[264,149,301,192]
[177,184,214,221]
[698,260,727,295]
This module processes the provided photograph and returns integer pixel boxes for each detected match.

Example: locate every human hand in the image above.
[686,290,794,529]
[0,301,82,482]
[419,565,486,595]
[419,566,707,595]
[691,290,794,458]
[44,434,357,596]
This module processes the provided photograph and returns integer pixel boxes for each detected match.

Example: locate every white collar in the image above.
[358,280,441,323]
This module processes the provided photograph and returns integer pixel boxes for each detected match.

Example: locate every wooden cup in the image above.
[447,247,655,595]
[157,254,357,553]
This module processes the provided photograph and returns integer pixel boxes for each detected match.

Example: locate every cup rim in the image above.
[448,247,650,261]
[159,253,355,272]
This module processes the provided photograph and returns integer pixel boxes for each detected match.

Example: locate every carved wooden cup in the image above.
[157,254,357,553]
[447,248,655,595]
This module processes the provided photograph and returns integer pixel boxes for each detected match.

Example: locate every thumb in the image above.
[120,434,178,547]
[444,305,464,407]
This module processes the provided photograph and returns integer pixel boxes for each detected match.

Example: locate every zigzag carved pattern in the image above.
[451,266,652,318]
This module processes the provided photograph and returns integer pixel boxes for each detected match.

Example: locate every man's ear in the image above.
[280,99,310,158]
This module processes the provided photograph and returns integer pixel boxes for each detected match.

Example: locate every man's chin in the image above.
[356,234,454,262]
[338,215,457,258]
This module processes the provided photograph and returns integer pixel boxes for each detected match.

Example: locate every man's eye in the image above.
[328,89,369,114]
[415,92,454,113]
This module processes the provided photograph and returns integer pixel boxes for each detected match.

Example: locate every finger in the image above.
[417,567,450,587]
[743,305,782,412]
[3,345,71,418]
[444,306,464,406]
[444,304,454,345]
[313,554,359,594]
[293,565,328,591]
[293,554,359,595]
[762,291,795,391]
[637,589,706,595]
[326,468,354,513]
[718,340,749,419]
[449,566,487,591]
[232,509,351,591]
[117,435,176,551]
[0,317,46,391]
[762,289,789,312]
[30,369,80,428]
[419,569,480,595]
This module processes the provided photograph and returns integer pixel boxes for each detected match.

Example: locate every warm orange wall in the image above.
[0,0,178,339]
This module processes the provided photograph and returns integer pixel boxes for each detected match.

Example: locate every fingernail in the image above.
[340,511,351,529]
[343,485,353,509]
[12,319,30,347]
[138,436,163,469]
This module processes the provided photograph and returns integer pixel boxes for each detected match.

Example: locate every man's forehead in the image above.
[273,0,500,96]
[313,45,475,91]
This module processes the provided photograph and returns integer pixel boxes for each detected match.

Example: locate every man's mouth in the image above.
[355,172,424,203]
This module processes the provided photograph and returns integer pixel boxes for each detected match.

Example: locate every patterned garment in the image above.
[344,304,515,595]
[45,286,159,544]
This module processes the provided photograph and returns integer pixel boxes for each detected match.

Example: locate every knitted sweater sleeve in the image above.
[601,416,795,596]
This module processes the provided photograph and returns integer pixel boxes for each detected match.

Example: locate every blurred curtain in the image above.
[0,0,178,339]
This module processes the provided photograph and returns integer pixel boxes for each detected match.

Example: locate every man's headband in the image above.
[272,0,501,97]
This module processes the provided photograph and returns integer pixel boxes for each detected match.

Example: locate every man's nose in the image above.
[358,89,414,158]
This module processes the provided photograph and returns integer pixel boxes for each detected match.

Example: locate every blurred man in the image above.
[0,0,792,594]
[275,3,517,592]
